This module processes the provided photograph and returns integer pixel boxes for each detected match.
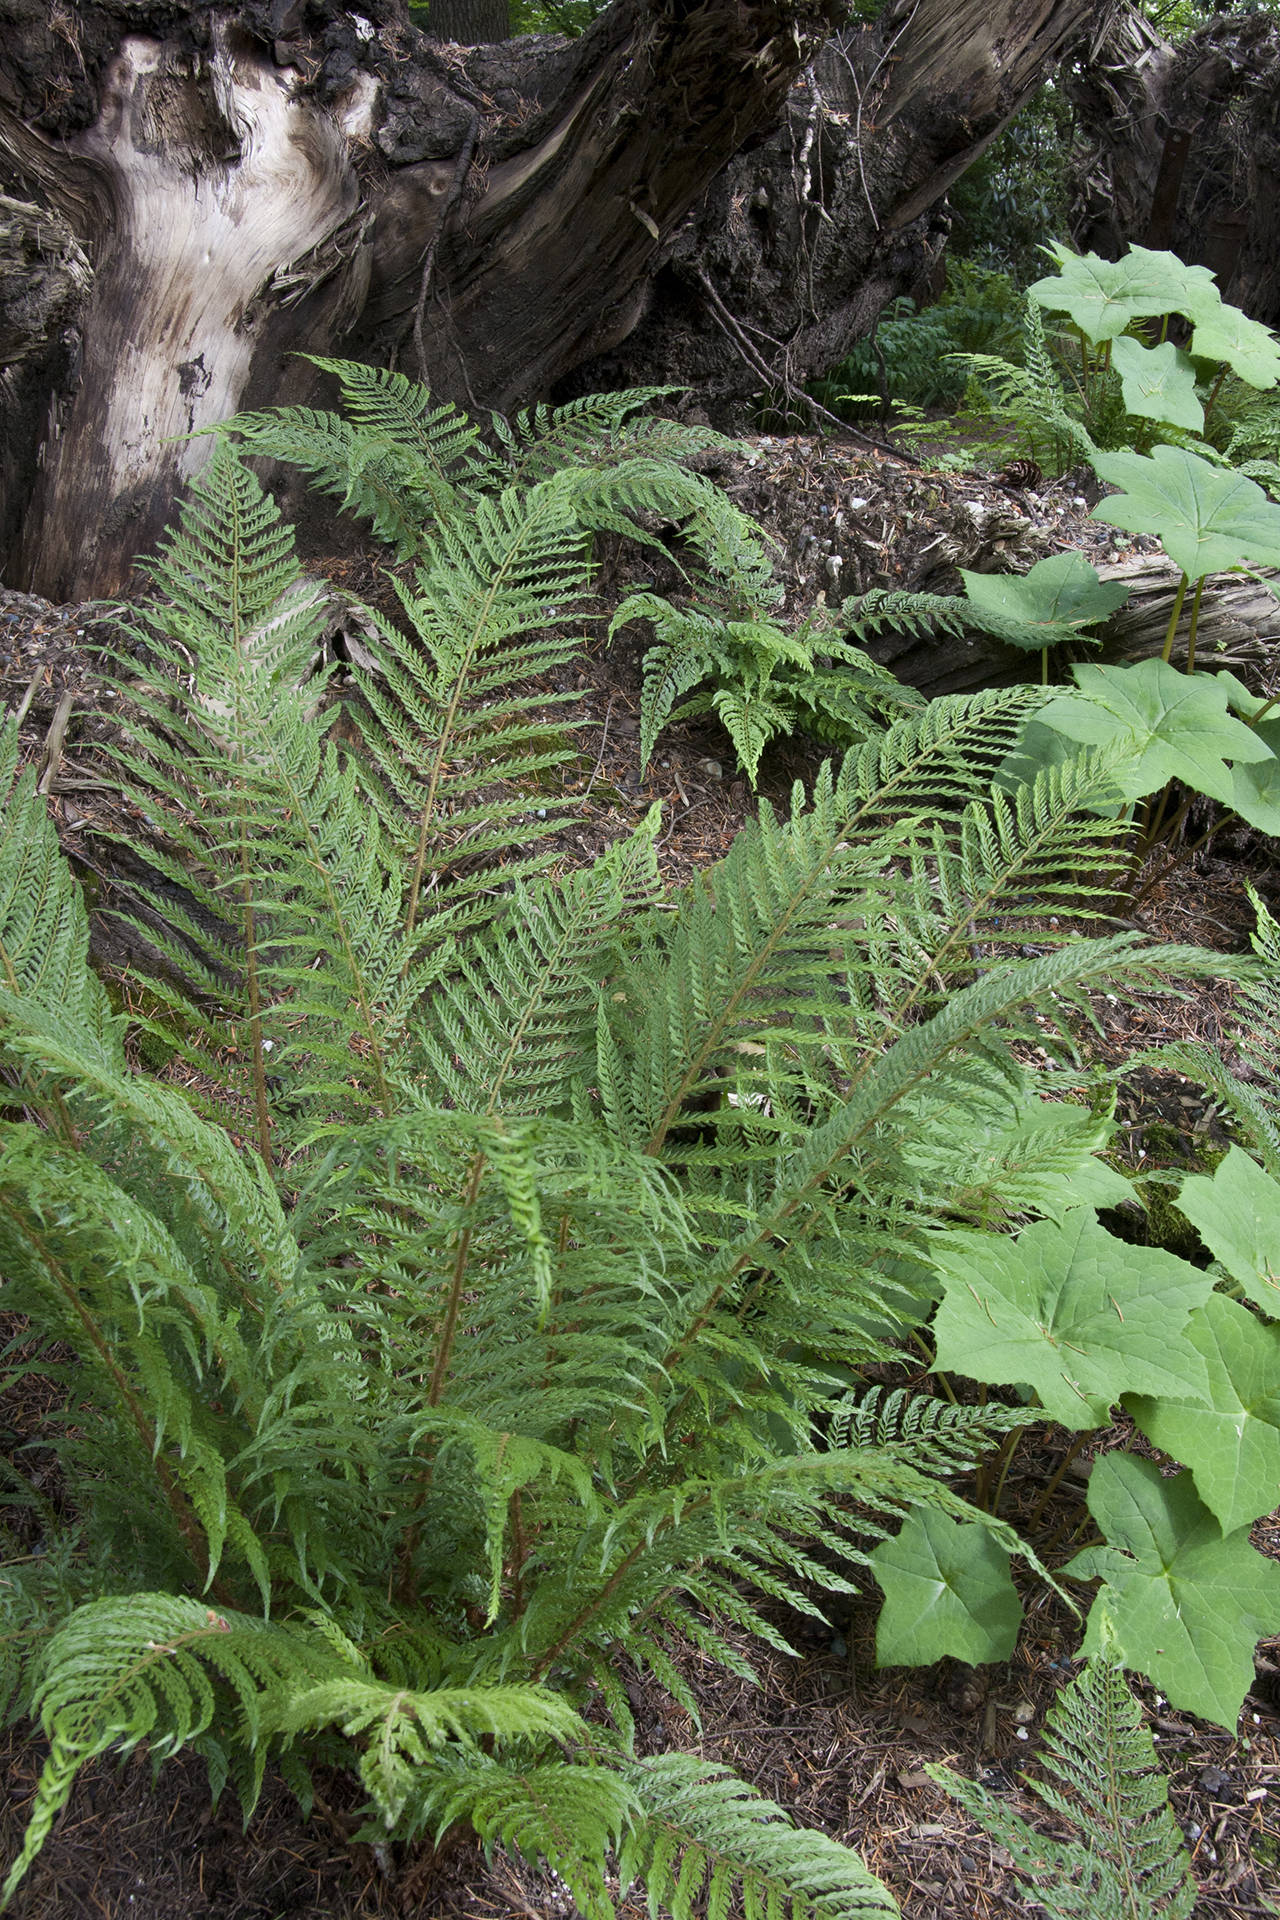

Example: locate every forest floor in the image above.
[2,429,1279,1918]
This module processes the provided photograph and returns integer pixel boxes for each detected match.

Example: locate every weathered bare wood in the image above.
[0,195,90,571]
[862,554,1280,699]
[1069,4,1280,331]
[8,26,376,603]
[0,0,1117,603]
[576,0,1115,405]
[1097,555,1280,678]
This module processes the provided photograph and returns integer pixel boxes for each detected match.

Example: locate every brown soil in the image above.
[3,435,1280,1919]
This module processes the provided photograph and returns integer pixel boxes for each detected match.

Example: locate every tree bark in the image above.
[0,0,1109,602]
[1069,4,1280,330]
[420,0,512,43]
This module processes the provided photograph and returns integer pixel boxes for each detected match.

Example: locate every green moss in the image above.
[1131,1123,1227,1258]
[101,973,186,1074]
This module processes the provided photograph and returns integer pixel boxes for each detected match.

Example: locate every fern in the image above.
[0,426,1241,1916]
[1140,883,1280,1178]
[951,296,1099,475]
[622,1754,900,1917]
[929,1652,1197,1919]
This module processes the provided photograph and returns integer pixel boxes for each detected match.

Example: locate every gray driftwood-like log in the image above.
[0,0,1110,603]
[862,554,1280,700]
[1098,556,1280,679]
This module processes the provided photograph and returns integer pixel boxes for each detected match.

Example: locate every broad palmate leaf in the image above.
[1069,1454,1280,1728]
[930,1209,1213,1428]
[1039,658,1272,806]
[1109,337,1204,434]
[1127,1292,1280,1534]
[871,1509,1020,1667]
[1091,445,1280,580]
[1029,242,1217,345]
[1188,300,1280,390]
[1176,1146,1280,1316]
[959,552,1130,650]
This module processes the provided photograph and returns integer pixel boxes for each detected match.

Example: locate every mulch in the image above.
[3,433,1280,1918]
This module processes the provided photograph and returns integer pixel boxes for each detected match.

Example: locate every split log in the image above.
[0,0,1111,602]
[1068,4,1280,329]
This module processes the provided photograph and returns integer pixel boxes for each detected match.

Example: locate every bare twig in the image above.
[583,692,617,798]
[12,664,44,728]
[693,266,919,459]
[36,691,75,795]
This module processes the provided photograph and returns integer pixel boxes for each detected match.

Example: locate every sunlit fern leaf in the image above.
[621,1753,901,1918]
[828,1386,1038,1471]
[302,357,500,489]
[599,688,1060,1158]
[0,717,125,1085]
[951,298,1098,475]
[708,681,796,783]
[415,809,662,1115]
[343,486,596,941]
[225,358,500,556]
[929,1652,1197,1919]
[492,385,703,481]
[839,585,973,648]
[104,446,426,1137]
[410,1754,636,1920]
[222,409,435,556]
[264,1672,585,1832]
[1,1596,336,1908]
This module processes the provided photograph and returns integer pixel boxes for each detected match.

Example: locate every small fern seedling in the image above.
[929,1652,1197,1919]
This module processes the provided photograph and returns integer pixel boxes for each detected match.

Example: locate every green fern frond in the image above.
[225,358,499,554]
[494,385,727,483]
[929,1653,1196,1918]
[0,717,125,1088]
[622,1753,900,1918]
[104,445,430,1137]
[950,299,1097,474]
[303,356,499,486]
[1139,886,1280,1176]
[2,1595,333,1908]
[266,1673,585,1832]
[416,809,662,1114]
[839,586,971,648]
[828,1386,1037,1469]
[412,1754,636,1920]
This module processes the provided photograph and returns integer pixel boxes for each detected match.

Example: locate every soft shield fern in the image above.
[0,442,1242,1914]
[929,1652,1197,1919]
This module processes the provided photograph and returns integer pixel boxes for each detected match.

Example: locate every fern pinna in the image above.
[0,425,1225,1913]
[931,1650,1197,1919]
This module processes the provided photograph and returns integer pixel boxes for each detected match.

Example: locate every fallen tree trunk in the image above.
[0,0,1110,602]
[1069,4,1280,329]
[715,434,1280,696]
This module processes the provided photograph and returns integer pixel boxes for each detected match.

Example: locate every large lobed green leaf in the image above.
[1109,337,1204,434]
[959,551,1131,651]
[1091,445,1280,580]
[1039,657,1272,806]
[931,1209,1213,1428]
[1189,301,1280,389]
[1127,1292,1280,1534]
[1069,1454,1280,1728]
[1029,243,1218,345]
[1177,1145,1280,1316]
[871,1509,1020,1668]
